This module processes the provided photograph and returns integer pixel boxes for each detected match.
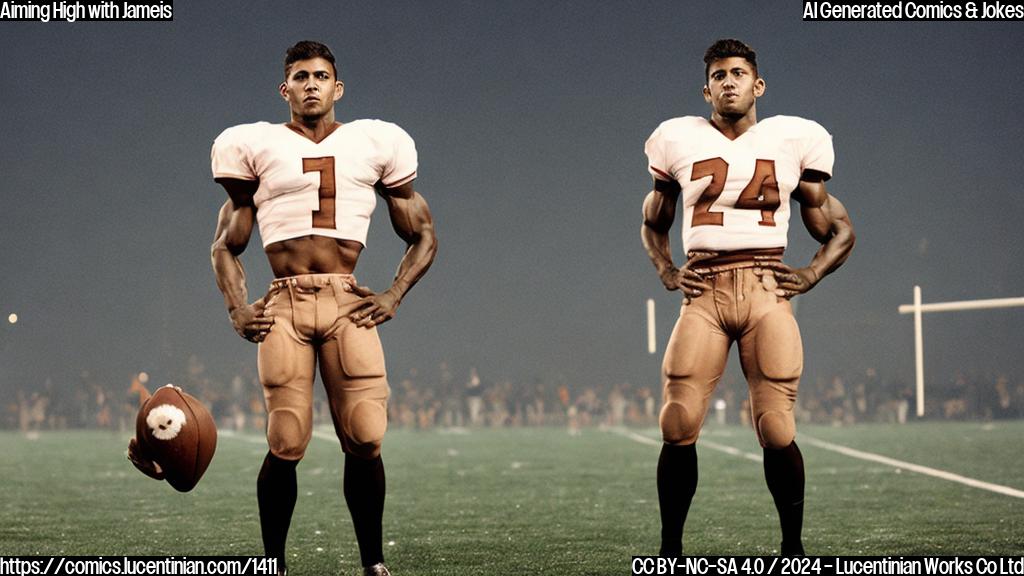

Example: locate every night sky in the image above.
[2,2,1023,399]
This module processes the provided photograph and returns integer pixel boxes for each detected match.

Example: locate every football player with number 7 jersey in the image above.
[209,41,437,576]
[641,39,855,556]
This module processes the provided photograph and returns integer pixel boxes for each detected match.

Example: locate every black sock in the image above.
[763,441,805,555]
[344,454,386,567]
[257,452,299,568]
[657,442,698,556]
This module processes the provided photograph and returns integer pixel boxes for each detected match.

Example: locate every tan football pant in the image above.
[258,274,389,461]
[660,262,801,449]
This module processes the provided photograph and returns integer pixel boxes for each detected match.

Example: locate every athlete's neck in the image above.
[709,110,757,140]
[287,112,342,143]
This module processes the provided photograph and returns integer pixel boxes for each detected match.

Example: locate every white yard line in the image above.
[218,429,267,446]
[799,434,1024,500]
[611,427,1024,499]
[220,428,338,445]
[228,426,1024,500]
[311,429,337,443]
[611,428,763,462]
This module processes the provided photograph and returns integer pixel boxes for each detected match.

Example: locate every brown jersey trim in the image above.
[284,121,344,144]
[213,172,258,182]
[654,176,682,195]
[799,168,831,183]
[650,165,674,181]
[382,170,417,189]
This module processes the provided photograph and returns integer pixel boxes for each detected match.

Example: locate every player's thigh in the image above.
[318,323,389,457]
[660,306,730,444]
[258,326,316,459]
[739,306,802,448]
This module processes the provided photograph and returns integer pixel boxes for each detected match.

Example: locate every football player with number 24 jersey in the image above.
[641,39,855,556]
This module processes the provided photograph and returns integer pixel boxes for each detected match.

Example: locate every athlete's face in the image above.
[279,57,344,119]
[703,57,764,119]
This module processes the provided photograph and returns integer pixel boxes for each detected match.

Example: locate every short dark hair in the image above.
[284,40,338,79]
[703,39,757,80]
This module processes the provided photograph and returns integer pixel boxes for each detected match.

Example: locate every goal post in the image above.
[647,298,656,355]
[898,287,1024,417]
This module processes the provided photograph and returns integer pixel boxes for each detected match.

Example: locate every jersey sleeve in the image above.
[799,120,834,179]
[210,125,257,181]
[379,122,418,188]
[644,123,675,182]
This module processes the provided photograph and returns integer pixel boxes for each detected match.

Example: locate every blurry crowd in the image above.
[5,357,1024,433]
[796,368,1024,425]
[385,364,660,430]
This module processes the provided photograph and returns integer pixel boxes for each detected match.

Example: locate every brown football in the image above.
[134,384,218,492]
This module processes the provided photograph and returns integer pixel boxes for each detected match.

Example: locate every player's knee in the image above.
[344,399,387,458]
[346,440,383,460]
[660,401,701,445]
[268,438,307,461]
[267,408,309,461]
[756,410,795,449]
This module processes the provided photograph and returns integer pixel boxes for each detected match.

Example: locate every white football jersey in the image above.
[211,119,417,247]
[645,115,833,252]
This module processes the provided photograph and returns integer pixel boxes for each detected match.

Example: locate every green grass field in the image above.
[2,422,1023,575]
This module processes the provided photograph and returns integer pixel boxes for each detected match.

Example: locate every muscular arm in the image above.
[350,180,437,327]
[641,179,679,284]
[641,178,712,298]
[762,173,856,298]
[210,178,273,341]
[382,180,437,299]
[211,193,254,312]
[794,177,855,280]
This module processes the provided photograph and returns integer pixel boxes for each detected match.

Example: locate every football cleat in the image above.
[363,563,391,576]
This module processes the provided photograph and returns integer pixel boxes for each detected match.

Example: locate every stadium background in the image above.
[1,1,1022,568]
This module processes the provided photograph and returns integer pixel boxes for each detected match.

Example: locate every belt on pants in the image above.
[686,248,784,276]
